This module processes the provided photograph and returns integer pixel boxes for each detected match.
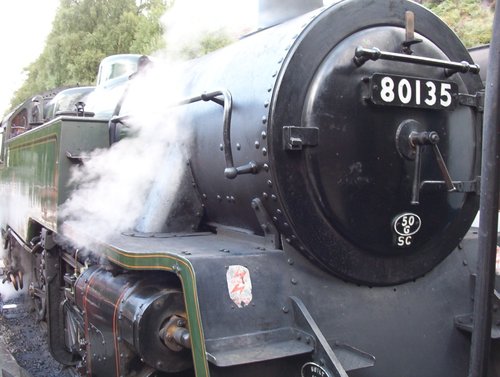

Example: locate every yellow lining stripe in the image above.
[105,246,209,377]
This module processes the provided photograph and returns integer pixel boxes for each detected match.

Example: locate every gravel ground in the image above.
[0,290,73,377]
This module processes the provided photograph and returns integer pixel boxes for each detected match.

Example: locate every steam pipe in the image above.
[468,4,500,377]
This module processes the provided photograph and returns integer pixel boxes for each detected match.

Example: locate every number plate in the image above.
[370,73,458,110]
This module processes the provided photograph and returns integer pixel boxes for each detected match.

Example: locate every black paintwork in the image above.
[5,0,499,376]
[269,1,482,285]
[74,267,191,375]
[72,0,497,375]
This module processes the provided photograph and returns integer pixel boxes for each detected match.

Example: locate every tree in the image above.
[179,31,234,60]
[424,0,494,47]
[10,0,168,109]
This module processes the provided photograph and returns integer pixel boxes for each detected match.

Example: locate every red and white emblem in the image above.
[226,265,253,308]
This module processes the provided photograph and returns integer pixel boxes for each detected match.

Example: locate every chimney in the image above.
[258,0,323,29]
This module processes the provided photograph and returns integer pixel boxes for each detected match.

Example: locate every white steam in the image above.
[60,0,259,248]
[0,186,31,299]
[60,64,191,248]
[0,183,31,237]
[160,0,258,59]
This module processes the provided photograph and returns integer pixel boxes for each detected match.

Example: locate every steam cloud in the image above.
[0,186,31,299]
[59,0,259,249]
[59,66,191,248]
[161,0,258,59]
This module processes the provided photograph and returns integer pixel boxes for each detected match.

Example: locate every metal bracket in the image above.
[283,126,319,151]
[420,177,480,194]
[65,151,89,164]
[353,46,480,77]
[458,92,485,112]
[108,114,128,145]
[41,228,57,251]
[411,130,457,204]
[396,120,479,205]
[455,289,500,339]
[251,198,281,249]
[401,11,423,55]
[290,296,375,377]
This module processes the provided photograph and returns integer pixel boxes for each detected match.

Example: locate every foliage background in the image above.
[10,0,169,107]
[8,0,497,111]
[422,0,494,47]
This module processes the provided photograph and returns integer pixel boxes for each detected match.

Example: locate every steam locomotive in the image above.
[1,0,499,376]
